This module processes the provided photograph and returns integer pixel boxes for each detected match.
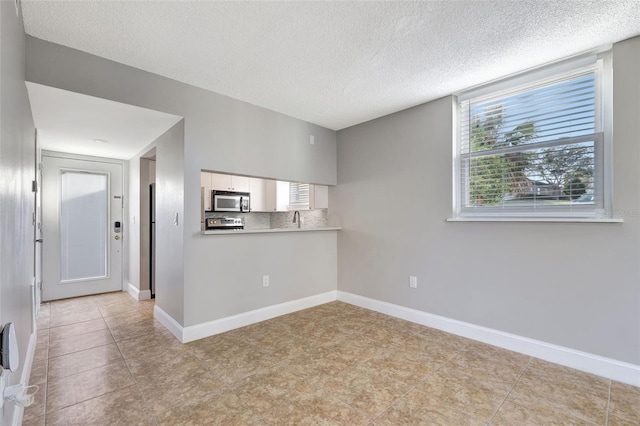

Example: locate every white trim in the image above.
[154,291,338,344]
[153,305,184,342]
[337,291,640,387]
[11,331,37,426]
[446,217,623,223]
[182,291,337,343]
[126,282,151,301]
[454,51,613,222]
[41,150,126,166]
[456,48,607,101]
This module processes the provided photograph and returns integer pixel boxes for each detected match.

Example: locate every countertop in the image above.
[201,226,341,235]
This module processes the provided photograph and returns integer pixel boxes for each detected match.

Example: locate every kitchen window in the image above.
[453,51,612,221]
[288,182,310,209]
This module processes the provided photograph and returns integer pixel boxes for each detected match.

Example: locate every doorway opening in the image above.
[139,150,156,299]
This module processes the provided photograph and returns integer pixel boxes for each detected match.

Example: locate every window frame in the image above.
[452,50,613,221]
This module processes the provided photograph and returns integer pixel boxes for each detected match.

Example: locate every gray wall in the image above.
[127,153,141,293]
[24,36,336,186]
[154,122,185,324]
[25,37,338,328]
[0,2,36,423]
[333,36,640,365]
[186,231,337,326]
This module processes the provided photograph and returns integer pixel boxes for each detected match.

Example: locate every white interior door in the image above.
[42,155,123,301]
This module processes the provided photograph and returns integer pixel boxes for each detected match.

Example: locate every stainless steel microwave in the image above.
[212,190,250,213]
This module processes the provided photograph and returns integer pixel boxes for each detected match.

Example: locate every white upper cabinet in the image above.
[202,171,251,212]
[210,173,250,192]
[232,176,250,192]
[265,180,290,212]
[201,172,212,211]
[249,178,266,211]
[310,185,329,209]
[209,173,228,191]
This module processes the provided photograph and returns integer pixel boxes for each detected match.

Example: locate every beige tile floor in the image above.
[23,292,639,425]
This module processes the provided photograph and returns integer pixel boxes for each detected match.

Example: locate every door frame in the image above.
[40,150,128,299]
[33,129,41,330]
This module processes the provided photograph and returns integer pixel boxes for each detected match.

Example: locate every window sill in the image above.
[447,217,623,223]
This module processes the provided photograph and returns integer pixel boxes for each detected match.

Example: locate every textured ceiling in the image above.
[21,1,640,131]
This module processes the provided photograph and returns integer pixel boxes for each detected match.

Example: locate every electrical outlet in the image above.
[262,275,270,287]
[409,276,417,288]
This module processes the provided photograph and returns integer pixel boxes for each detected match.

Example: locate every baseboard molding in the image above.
[153,305,184,342]
[11,331,37,426]
[127,282,151,301]
[154,291,339,344]
[182,290,338,343]
[337,291,640,387]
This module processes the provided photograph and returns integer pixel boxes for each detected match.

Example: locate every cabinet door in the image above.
[201,172,212,211]
[265,180,288,211]
[310,185,329,209]
[265,180,276,211]
[210,173,232,191]
[275,181,290,211]
[249,178,266,211]
[232,176,250,192]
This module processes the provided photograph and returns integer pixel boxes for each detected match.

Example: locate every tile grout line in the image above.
[486,355,533,425]
[368,341,472,425]
[310,326,427,423]
[335,320,471,423]
[101,298,161,425]
[34,298,638,425]
[43,322,50,426]
[490,358,608,426]
[43,296,132,420]
[604,378,611,426]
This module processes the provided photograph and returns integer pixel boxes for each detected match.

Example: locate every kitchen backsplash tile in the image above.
[204,212,271,230]
[270,209,328,229]
[203,209,327,230]
[242,212,271,229]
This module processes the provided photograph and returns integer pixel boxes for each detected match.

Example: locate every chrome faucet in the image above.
[292,210,301,228]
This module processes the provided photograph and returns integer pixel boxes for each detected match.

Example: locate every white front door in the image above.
[42,155,123,301]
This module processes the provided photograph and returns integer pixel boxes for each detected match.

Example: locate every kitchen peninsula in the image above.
[201,226,341,235]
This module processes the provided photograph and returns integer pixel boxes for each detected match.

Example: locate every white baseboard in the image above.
[337,291,640,387]
[182,291,338,343]
[154,291,338,343]
[127,282,151,301]
[153,305,184,342]
[153,289,639,386]
[11,331,37,426]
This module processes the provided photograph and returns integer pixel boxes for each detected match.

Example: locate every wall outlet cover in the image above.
[409,276,417,288]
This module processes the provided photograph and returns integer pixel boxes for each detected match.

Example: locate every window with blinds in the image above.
[289,182,310,209]
[455,53,611,219]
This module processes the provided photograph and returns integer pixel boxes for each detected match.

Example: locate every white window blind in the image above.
[456,55,610,219]
[289,182,310,209]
